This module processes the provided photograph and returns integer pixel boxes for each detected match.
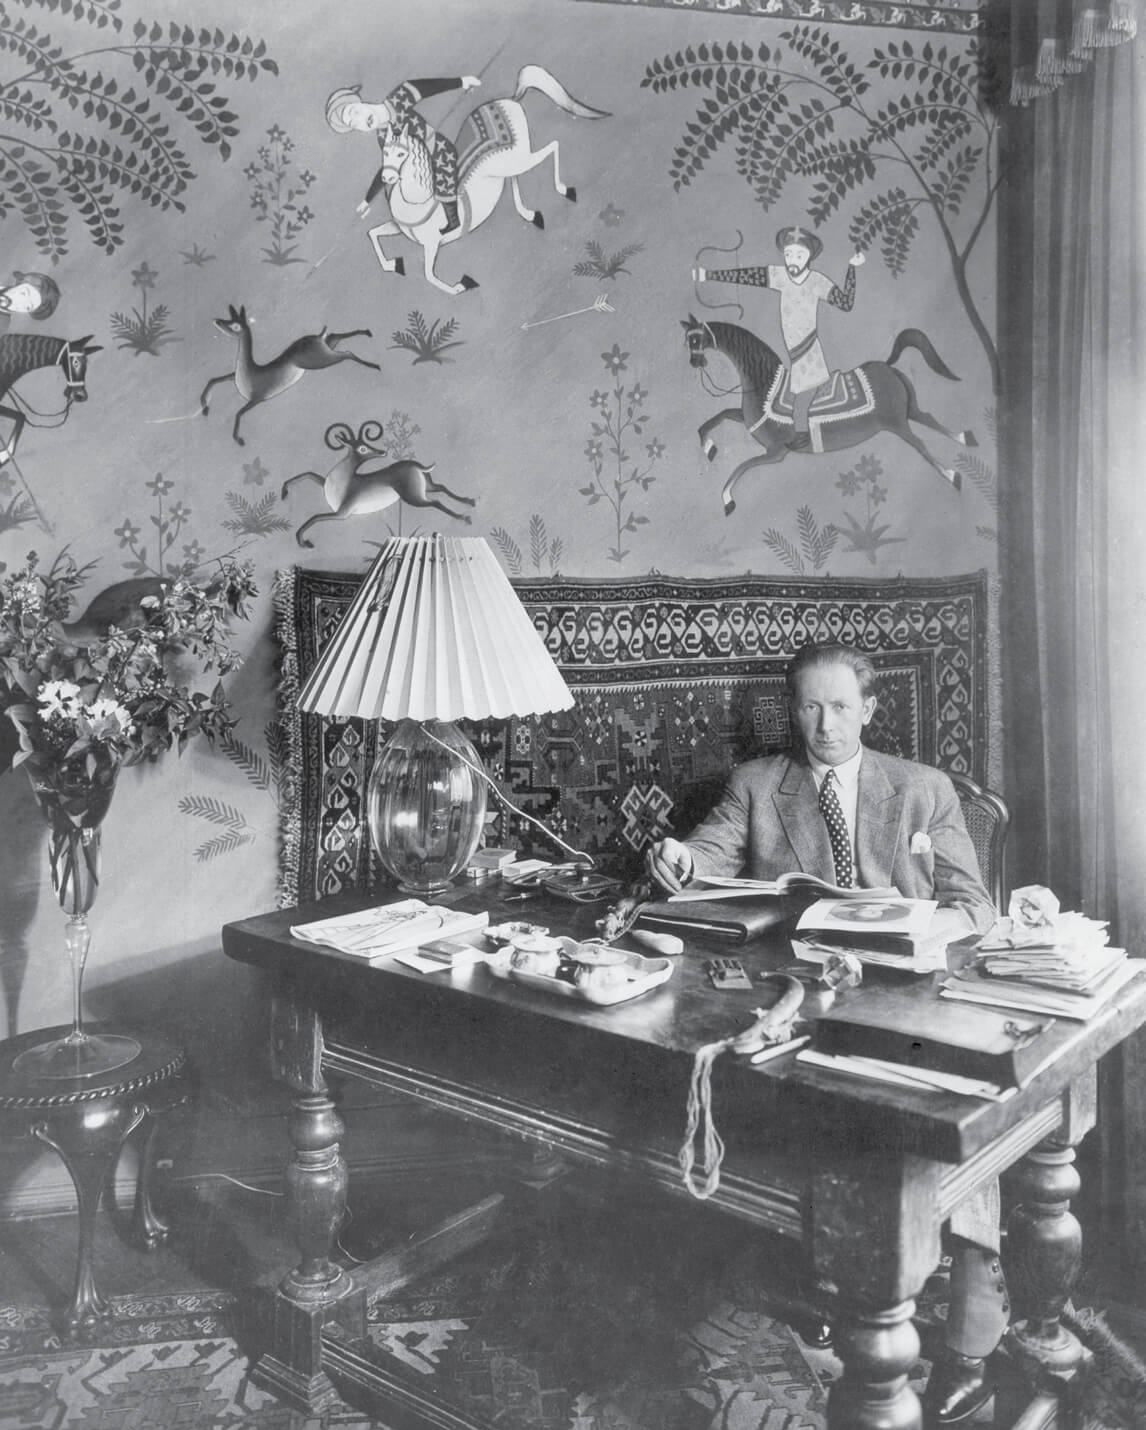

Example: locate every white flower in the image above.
[37,680,83,718]
[10,576,42,614]
[83,698,134,741]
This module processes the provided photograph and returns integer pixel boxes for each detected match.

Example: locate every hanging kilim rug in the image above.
[274,568,990,907]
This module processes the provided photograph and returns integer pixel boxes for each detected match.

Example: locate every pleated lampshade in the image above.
[296,535,574,896]
[296,535,574,721]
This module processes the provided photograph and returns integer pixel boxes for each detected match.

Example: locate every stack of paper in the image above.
[976,911,1120,991]
[797,1048,1015,1102]
[941,959,1143,1022]
[290,900,489,961]
[943,902,1143,1020]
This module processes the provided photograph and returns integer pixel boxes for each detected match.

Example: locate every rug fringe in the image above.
[272,566,303,909]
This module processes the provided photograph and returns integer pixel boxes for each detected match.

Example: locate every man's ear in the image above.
[861,695,877,726]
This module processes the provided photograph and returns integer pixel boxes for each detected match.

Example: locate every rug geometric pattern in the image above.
[274,568,989,907]
[0,1228,1139,1430]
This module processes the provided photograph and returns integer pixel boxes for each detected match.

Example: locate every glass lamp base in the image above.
[12,1030,142,1081]
[368,719,488,897]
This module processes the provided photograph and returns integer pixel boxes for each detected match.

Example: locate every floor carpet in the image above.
[1,1180,1143,1430]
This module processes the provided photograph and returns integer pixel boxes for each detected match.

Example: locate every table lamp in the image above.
[295,534,575,897]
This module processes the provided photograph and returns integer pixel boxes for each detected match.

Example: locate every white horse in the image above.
[366,64,609,296]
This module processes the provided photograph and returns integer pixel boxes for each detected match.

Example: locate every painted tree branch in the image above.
[643,27,1002,391]
[0,3,279,260]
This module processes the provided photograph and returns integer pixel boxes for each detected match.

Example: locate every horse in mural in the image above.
[366,64,610,296]
[0,332,101,465]
[680,314,976,515]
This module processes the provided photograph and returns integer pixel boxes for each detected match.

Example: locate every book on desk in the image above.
[289,900,489,961]
[792,896,950,972]
[811,982,1056,1090]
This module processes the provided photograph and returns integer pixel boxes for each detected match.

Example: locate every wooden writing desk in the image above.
[222,886,1146,1430]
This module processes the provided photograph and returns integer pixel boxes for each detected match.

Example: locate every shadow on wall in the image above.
[0,770,44,1041]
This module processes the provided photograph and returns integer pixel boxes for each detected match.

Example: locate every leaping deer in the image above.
[281,418,476,546]
[199,306,380,445]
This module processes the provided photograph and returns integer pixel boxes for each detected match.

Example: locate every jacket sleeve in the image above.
[683,764,756,880]
[925,772,996,933]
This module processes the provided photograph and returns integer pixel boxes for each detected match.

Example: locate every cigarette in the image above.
[750,1035,811,1065]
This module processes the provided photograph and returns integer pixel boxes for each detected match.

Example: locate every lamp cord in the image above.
[418,722,597,869]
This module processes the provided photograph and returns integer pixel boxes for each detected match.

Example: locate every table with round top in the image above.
[0,1024,188,1332]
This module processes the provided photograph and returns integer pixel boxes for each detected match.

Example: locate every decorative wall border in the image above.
[574,0,981,32]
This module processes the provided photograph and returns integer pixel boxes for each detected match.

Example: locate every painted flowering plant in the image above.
[0,550,256,809]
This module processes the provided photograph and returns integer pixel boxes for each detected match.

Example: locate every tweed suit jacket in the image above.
[685,746,995,935]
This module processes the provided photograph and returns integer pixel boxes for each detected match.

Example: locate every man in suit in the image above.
[648,641,1006,1426]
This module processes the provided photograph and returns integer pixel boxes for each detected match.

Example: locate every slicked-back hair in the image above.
[786,642,878,700]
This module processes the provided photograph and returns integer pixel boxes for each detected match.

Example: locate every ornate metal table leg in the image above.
[253,993,363,1414]
[1006,1076,1097,1388]
[129,1106,170,1249]
[33,1101,145,1332]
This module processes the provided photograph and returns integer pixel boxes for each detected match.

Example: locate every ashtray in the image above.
[487,936,674,1007]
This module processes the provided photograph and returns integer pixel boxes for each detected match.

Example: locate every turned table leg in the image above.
[253,993,363,1414]
[831,1299,922,1430]
[1005,1076,1096,1389]
[812,1155,942,1430]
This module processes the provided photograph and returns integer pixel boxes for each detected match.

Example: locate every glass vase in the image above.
[12,761,141,1081]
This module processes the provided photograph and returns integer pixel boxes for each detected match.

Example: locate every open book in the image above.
[290,900,489,961]
[669,873,896,904]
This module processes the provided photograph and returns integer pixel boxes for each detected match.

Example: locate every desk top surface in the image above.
[223,886,1146,1166]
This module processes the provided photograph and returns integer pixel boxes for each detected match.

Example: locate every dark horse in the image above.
[681,314,976,515]
[0,332,101,465]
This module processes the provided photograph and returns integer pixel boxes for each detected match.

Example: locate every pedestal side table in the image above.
[0,1023,188,1332]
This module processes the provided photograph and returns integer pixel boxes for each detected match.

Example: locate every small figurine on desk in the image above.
[597,876,653,942]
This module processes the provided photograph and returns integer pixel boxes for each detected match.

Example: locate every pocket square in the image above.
[910,831,932,854]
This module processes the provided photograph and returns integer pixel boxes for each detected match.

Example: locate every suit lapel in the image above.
[855,750,903,886]
[773,758,835,873]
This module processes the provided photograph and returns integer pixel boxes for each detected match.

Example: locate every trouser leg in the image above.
[944,1240,1010,1359]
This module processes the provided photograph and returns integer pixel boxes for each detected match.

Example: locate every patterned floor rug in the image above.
[0,1194,936,1430]
[1,1193,1142,1430]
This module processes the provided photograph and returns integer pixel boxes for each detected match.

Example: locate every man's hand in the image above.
[848,250,866,267]
[646,838,694,894]
[356,200,371,218]
[462,75,482,90]
[692,265,708,282]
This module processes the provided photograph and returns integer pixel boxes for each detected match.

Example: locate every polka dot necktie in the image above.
[819,769,853,888]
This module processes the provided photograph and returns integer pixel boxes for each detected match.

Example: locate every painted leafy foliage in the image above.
[572,239,645,282]
[0,2,278,261]
[642,28,1003,389]
[390,310,462,365]
[762,504,839,575]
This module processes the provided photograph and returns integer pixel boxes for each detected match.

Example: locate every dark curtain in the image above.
[998,0,1144,1295]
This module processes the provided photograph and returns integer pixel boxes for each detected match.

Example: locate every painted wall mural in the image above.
[0,11,279,262]
[0,0,1001,1070]
[644,29,1002,388]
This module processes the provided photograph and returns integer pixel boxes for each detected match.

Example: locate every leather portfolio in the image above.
[812,983,1056,1088]
[635,897,787,945]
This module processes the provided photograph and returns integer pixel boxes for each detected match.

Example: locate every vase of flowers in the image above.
[0,550,256,1079]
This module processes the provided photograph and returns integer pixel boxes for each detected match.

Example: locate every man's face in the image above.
[343,101,393,133]
[0,282,41,314]
[783,243,812,277]
[792,660,876,766]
